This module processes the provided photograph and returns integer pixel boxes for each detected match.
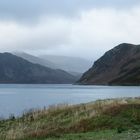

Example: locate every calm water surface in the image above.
[0,84,140,118]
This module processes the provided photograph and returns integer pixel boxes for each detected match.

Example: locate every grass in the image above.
[0,97,140,140]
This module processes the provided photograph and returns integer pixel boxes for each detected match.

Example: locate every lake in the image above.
[0,84,140,118]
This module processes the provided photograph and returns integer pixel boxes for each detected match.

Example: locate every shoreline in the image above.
[0,97,140,140]
[2,96,140,120]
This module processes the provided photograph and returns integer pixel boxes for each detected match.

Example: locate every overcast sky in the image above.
[0,0,140,60]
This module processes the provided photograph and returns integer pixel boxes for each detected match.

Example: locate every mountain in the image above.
[78,43,140,86]
[14,52,57,69]
[0,53,76,84]
[39,55,92,74]
[15,53,92,77]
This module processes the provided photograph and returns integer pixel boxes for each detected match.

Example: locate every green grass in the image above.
[24,131,116,140]
[1,98,140,140]
[24,130,140,140]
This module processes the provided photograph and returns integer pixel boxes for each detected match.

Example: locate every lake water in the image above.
[0,84,140,118]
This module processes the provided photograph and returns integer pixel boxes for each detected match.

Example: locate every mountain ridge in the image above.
[78,43,140,85]
[15,53,92,77]
[14,52,57,69]
[39,55,92,74]
[0,52,76,84]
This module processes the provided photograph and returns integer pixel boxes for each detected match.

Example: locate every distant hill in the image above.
[0,53,76,84]
[14,52,57,69]
[15,53,92,77]
[78,43,140,85]
[39,55,92,74]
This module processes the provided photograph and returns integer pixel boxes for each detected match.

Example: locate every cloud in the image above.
[0,6,140,60]
[0,0,139,22]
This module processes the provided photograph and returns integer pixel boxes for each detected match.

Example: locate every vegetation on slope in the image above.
[0,53,76,84]
[0,98,140,140]
[78,43,140,85]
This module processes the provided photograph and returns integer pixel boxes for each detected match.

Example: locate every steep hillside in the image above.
[0,53,76,84]
[78,43,140,85]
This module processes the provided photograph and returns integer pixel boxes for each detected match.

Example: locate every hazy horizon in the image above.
[0,0,140,61]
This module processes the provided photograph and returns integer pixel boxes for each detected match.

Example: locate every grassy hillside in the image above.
[78,43,140,85]
[1,98,140,140]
